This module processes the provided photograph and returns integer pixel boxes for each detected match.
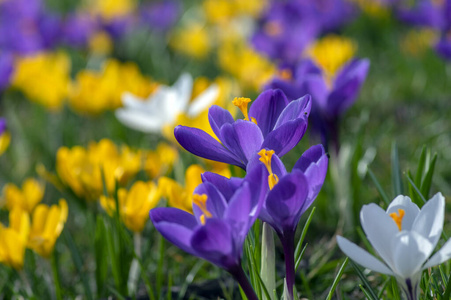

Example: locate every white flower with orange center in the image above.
[337,193,451,300]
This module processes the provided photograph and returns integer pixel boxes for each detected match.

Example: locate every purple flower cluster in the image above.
[251,0,355,64]
[0,118,7,135]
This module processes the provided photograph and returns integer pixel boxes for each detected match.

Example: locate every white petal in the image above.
[187,84,219,118]
[423,238,451,268]
[412,192,445,249]
[115,109,166,133]
[392,231,433,279]
[360,203,399,268]
[386,195,419,230]
[336,236,393,275]
[172,73,193,110]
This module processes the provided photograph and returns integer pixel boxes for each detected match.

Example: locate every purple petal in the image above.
[328,59,370,116]
[274,95,311,129]
[225,182,252,245]
[262,118,308,157]
[150,207,198,255]
[193,182,228,220]
[191,219,237,270]
[208,105,235,141]
[174,126,244,168]
[201,172,243,202]
[249,89,289,137]
[265,171,309,232]
[220,120,264,165]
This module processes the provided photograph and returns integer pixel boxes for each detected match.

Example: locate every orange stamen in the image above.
[389,209,405,231]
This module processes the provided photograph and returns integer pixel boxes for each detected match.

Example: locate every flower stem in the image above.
[229,265,258,300]
[127,232,142,296]
[51,251,63,300]
[281,231,295,300]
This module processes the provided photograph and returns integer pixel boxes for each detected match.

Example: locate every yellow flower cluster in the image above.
[306,35,357,82]
[401,29,438,57]
[100,181,160,232]
[0,178,68,269]
[12,52,72,111]
[56,139,142,200]
[69,59,158,115]
[218,37,276,91]
[86,0,136,20]
[0,130,10,156]
[203,0,267,24]
[170,23,211,59]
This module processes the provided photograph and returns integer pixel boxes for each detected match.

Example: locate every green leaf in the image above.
[368,169,390,206]
[260,223,276,300]
[94,215,108,297]
[414,146,427,186]
[391,142,404,196]
[294,207,315,269]
[326,258,348,300]
[350,260,378,300]
[420,153,437,199]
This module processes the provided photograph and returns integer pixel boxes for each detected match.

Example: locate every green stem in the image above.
[127,233,142,296]
[51,251,62,300]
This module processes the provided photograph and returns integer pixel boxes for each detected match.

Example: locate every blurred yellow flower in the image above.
[170,23,211,59]
[56,139,142,200]
[88,31,114,55]
[69,59,157,115]
[0,207,30,270]
[100,181,160,232]
[218,37,276,91]
[2,178,44,213]
[12,52,71,111]
[351,0,390,18]
[203,0,267,24]
[306,35,357,82]
[0,131,10,156]
[86,0,136,20]
[144,143,178,179]
[158,164,205,213]
[28,199,68,258]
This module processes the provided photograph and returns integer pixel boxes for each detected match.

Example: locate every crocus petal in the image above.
[328,59,370,116]
[225,182,252,245]
[191,219,235,269]
[248,89,289,137]
[115,109,167,133]
[360,204,399,268]
[274,94,311,129]
[411,193,445,249]
[220,120,264,164]
[201,172,243,202]
[261,118,308,157]
[208,105,236,141]
[265,171,309,232]
[174,126,244,168]
[172,73,193,111]
[193,182,228,220]
[424,238,451,269]
[386,195,419,231]
[336,236,394,275]
[243,164,267,222]
[150,207,197,255]
[392,231,433,279]
[187,84,219,118]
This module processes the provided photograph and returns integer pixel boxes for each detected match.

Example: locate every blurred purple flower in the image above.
[140,1,180,32]
[150,165,267,300]
[247,146,328,298]
[62,14,98,48]
[0,118,7,135]
[0,53,13,91]
[174,89,311,169]
[251,0,355,64]
[397,0,445,30]
[267,58,370,152]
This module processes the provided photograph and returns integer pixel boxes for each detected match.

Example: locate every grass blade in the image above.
[420,153,437,199]
[391,142,403,197]
[326,258,349,300]
[350,260,378,300]
[368,169,390,206]
[294,207,315,265]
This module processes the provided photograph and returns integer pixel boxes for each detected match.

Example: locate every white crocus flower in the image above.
[337,193,451,300]
[115,73,219,133]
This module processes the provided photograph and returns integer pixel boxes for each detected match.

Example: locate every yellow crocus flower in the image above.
[144,143,178,179]
[28,199,68,258]
[158,164,205,213]
[0,207,30,270]
[100,181,160,232]
[2,178,44,213]
[12,52,71,111]
[87,0,136,20]
[170,23,211,59]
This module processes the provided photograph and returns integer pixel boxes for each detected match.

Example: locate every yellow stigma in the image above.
[389,209,405,231]
[233,97,257,124]
[258,149,279,190]
[278,69,292,81]
[193,194,212,225]
[306,35,357,84]
[264,21,282,36]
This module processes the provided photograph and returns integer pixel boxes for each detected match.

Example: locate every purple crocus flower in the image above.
[150,164,267,300]
[140,1,180,32]
[435,0,451,61]
[174,89,311,169]
[267,58,370,152]
[248,145,328,299]
[397,0,445,30]
[0,53,13,91]
[62,13,98,48]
